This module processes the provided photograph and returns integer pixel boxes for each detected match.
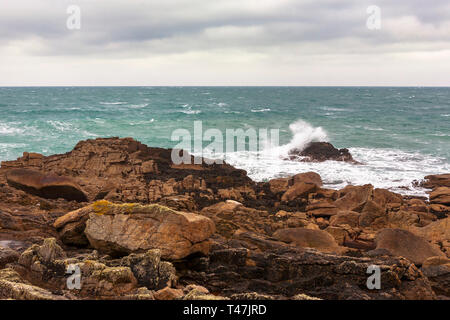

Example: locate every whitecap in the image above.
[251,108,271,113]
[99,101,127,105]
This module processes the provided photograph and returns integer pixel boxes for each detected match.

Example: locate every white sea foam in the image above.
[199,119,448,197]
[0,123,25,134]
[251,108,271,113]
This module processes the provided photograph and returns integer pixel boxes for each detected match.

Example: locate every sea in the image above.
[0,86,449,197]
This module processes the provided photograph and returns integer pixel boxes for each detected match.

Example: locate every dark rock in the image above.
[288,142,359,163]
[6,169,87,202]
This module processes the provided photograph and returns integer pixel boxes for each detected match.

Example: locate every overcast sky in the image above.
[1,0,449,86]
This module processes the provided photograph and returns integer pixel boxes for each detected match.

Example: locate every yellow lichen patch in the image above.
[92,200,143,215]
[91,200,177,216]
[92,200,114,215]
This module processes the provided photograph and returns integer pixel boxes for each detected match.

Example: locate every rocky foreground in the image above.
[0,137,449,300]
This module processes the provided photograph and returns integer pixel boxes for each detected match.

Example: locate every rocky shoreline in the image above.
[0,137,449,300]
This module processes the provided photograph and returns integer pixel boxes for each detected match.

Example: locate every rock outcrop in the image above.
[288,142,358,163]
[0,137,448,300]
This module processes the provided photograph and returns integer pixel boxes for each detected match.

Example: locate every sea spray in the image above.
[267,119,328,157]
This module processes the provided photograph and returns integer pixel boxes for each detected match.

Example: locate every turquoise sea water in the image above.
[0,87,449,196]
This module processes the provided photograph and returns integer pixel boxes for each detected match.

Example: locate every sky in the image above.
[1,0,450,86]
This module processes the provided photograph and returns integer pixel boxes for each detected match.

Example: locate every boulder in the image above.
[306,201,339,217]
[288,142,357,163]
[375,228,446,265]
[281,172,323,202]
[154,287,184,300]
[329,211,360,227]
[273,228,342,254]
[5,169,87,202]
[84,201,215,260]
[268,178,290,194]
[290,172,323,186]
[422,174,450,189]
[335,184,373,212]
[281,182,318,202]
[430,187,450,205]
[359,200,386,228]
[54,206,91,246]
[120,250,176,290]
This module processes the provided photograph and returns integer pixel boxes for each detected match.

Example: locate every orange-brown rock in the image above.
[83,201,216,260]
[306,201,339,217]
[329,211,360,227]
[1,137,253,207]
[281,172,322,202]
[273,227,342,254]
[334,184,373,212]
[422,174,450,189]
[430,187,450,206]
[375,228,446,265]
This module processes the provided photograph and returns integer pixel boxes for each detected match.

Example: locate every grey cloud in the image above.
[0,0,449,58]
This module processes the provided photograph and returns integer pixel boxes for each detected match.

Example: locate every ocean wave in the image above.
[0,123,25,135]
[181,109,201,114]
[251,108,271,113]
[179,104,201,114]
[99,101,127,105]
[320,106,353,112]
[128,119,155,125]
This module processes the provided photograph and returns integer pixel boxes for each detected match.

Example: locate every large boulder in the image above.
[281,182,318,202]
[335,184,373,212]
[84,201,215,260]
[5,169,87,202]
[273,228,342,254]
[375,228,446,265]
[281,172,323,202]
[120,250,176,290]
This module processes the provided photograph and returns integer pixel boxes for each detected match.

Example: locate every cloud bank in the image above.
[1,0,449,85]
